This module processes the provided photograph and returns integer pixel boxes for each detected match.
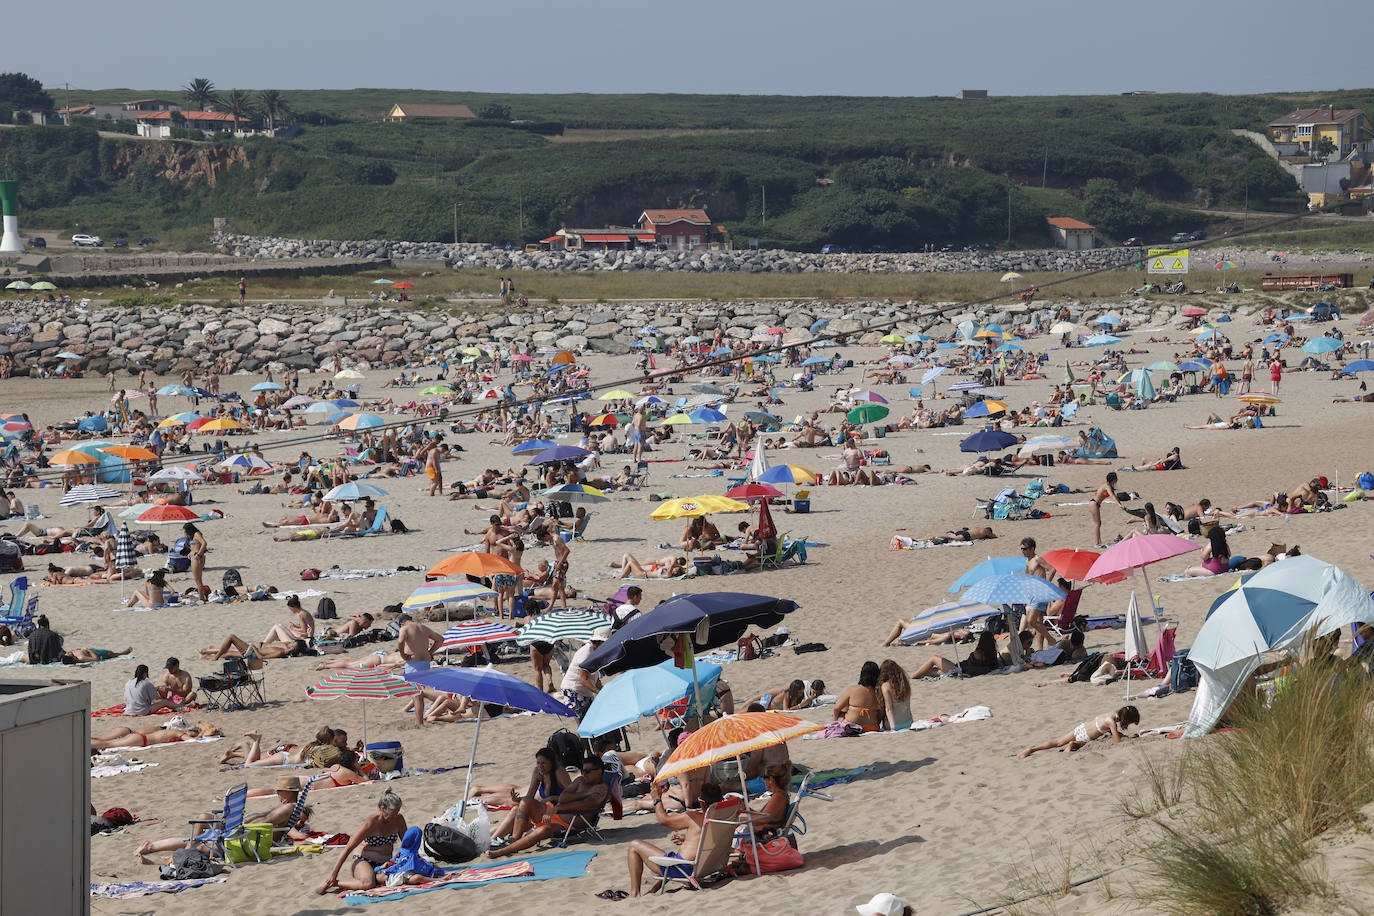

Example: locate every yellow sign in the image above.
[1147,248,1189,274]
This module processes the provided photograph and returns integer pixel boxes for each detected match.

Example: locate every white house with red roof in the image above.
[1046,217,1097,250]
[134,109,249,139]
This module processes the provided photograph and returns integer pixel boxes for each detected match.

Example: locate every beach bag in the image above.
[737,837,805,874]
[1169,649,1199,694]
[1068,652,1105,684]
[101,807,136,827]
[300,568,321,581]
[793,642,828,654]
[736,636,758,661]
[548,728,585,771]
[314,597,338,620]
[224,823,274,864]
[221,568,243,596]
[1359,472,1374,492]
[160,848,224,880]
[390,518,409,533]
[421,822,480,864]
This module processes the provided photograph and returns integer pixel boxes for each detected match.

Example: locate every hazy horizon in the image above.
[10,0,1369,98]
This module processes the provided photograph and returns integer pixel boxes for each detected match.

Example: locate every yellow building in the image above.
[1269,106,1370,157]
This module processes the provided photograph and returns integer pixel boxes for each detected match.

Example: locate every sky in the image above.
[11,0,1370,97]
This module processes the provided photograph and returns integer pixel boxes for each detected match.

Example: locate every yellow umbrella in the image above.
[974,329,1001,339]
[198,418,245,431]
[650,495,751,520]
[659,414,692,426]
[50,449,101,466]
[599,390,636,400]
[157,417,188,429]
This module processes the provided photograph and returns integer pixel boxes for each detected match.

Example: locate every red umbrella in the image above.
[1042,548,1127,585]
[1182,308,1207,317]
[757,499,777,540]
[725,483,784,502]
[135,505,202,526]
[392,282,415,289]
[186,417,214,431]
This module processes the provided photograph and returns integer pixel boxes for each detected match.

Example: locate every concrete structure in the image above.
[956,89,988,100]
[0,678,91,915]
[555,226,654,250]
[57,99,181,123]
[384,103,476,122]
[638,209,714,251]
[1269,107,1371,158]
[0,179,23,253]
[1046,217,1097,250]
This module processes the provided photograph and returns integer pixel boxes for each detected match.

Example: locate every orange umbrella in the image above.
[551,351,575,365]
[1042,548,1127,585]
[198,418,245,432]
[427,551,523,581]
[100,445,159,462]
[50,449,100,466]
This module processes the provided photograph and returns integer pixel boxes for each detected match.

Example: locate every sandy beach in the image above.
[10,303,1374,915]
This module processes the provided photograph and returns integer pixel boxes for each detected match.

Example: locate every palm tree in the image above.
[257,89,290,133]
[181,78,217,111]
[220,89,257,129]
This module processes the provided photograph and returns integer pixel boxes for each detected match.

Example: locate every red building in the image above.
[638,209,713,251]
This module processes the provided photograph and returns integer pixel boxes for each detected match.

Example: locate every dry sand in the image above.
[14,308,1374,915]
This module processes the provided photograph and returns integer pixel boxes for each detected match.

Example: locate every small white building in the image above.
[135,109,248,139]
[1046,216,1097,250]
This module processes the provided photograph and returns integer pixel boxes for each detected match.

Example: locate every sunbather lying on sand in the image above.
[198,633,304,660]
[313,650,405,671]
[907,526,998,544]
[612,552,689,579]
[219,726,337,766]
[92,720,219,749]
[1018,705,1139,758]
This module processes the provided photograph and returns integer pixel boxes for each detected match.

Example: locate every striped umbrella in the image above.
[149,466,204,483]
[219,453,272,470]
[59,484,121,506]
[401,581,496,615]
[515,610,608,647]
[652,711,823,875]
[114,522,138,599]
[538,483,610,504]
[437,622,519,653]
[898,599,1005,643]
[306,668,420,751]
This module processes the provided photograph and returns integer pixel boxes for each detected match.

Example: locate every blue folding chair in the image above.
[187,782,251,866]
[0,578,33,636]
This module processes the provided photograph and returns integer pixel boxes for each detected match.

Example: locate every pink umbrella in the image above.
[510,354,534,361]
[1086,534,1199,625]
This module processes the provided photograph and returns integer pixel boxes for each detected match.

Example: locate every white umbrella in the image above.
[1124,592,1149,699]
[748,442,771,481]
[149,467,204,483]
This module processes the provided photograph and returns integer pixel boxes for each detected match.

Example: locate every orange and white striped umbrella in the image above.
[653,711,822,783]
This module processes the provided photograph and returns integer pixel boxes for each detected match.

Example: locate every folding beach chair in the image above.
[340,506,389,538]
[554,770,618,847]
[648,797,745,893]
[775,772,833,845]
[0,592,38,639]
[187,782,251,866]
[199,657,266,711]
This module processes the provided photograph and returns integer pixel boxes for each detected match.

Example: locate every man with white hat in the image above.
[559,626,610,716]
[856,892,911,916]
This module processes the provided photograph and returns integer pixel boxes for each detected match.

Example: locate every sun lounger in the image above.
[647,797,745,893]
[340,506,389,538]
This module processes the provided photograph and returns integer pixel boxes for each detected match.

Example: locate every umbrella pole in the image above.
[458,702,483,819]
[1138,566,1166,646]
[737,753,762,878]
[361,699,368,760]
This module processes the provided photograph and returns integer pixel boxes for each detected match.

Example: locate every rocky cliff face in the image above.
[111,141,249,188]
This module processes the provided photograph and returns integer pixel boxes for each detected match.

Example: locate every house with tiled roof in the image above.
[134,109,249,139]
[1269,106,1371,158]
[1046,217,1096,250]
[384,103,476,122]
[638,209,715,250]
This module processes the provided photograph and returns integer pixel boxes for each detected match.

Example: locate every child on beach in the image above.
[1018,706,1140,758]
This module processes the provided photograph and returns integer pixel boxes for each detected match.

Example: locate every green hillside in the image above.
[3,84,1358,249]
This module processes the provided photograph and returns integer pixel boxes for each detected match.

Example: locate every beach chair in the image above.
[0,590,37,638]
[775,772,833,845]
[1,576,29,619]
[1022,479,1045,500]
[756,532,788,570]
[765,535,807,569]
[626,461,650,489]
[648,797,746,893]
[187,782,251,866]
[572,511,595,542]
[1044,589,1083,639]
[341,506,389,538]
[199,657,266,711]
[554,770,619,847]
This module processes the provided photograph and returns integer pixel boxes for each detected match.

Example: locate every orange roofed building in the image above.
[638,209,718,251]
[1046,216,1097,250]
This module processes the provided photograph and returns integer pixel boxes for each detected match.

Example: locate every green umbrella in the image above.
[846,403,889,424]
[1064,362,1076,385]
[4,281,31,290]
[29,281,57,291]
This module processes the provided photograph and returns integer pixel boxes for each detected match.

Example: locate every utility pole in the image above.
[1042,148,1048,189]
[761,184,766,227]
[453,202,459,246]
[518,194,524,236]
[1007,187,1012,244]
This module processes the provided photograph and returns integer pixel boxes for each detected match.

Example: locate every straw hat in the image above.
[274,774,302,793]
[590,626,612,643]
[856,893,909,916]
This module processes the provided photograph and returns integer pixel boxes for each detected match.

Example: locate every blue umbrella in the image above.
[689,408,728,423]
[546,364,573,375]
[1303,337,1342,355]
[751,354,779,364]
[1195,329,1221,341]
[905,333,932,342]
[528,445,592,465]
[994,343,1023,353]
[406,665,576,814]
[1340,360,1374,374]
[809,319,830,333]
[1083,334,1123,347]
[936,342,960,350]
[324,410,352,425]
[965,400,1005,419]
[511,438,557,454]
[959,429,1017,453]
[947,556,1025,594]
[708,348,732,358]
[328,398,361,409]
[1095,315,1122,326]
[1262,333,1289,345]
[757,465,813,485]
[157,384,195,397]
[250,381,284,392]
[582,592,800,676]
[962,573,1066,606]
[578,658,724,738]
[1179,360,1211,373]
[801,355,831,366]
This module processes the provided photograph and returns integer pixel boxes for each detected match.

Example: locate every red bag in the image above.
[737,837,803,874]
[300,568,321,581]
[100,807,136,827]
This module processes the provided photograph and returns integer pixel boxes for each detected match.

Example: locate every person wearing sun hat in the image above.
[559,626,610,716]
[856,892,912,916]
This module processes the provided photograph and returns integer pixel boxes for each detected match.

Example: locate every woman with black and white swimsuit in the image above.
[1090,472,1121,547]
[316,789,406,895]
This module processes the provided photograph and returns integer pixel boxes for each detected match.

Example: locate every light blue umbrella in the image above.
[689,408,728,423]
[324,410,352,425]
[157,385,196,397]
[511,438,556,454]
[1195,329,1221,341]
[1083,334,1123,347]
[1302,337,1342,355]
[1262,333,1289,345]
[809,319,830,334]
[577,658,724,738]
[994,343,1023,353]
[801,355,830,366]
[250,381,284,392]
[1148,361,1181,372]
[1340,360,1374,374]
[962,573,1066,606]
[905,333,932,343]
[1095,315,1122,326]
[303,401,341,413]
[936,342,960,350]
[947,556,1025,594]
[324,481,389,501]
[751,354,779,364]
[1127,369,1154,399]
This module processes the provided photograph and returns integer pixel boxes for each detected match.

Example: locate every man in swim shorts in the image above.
[397,615,442,727]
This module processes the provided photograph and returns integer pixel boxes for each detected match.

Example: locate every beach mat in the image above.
[341,848,596,905]
[91,876,228,899]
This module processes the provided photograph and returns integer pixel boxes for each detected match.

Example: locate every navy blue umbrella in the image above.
[582,592,801,675]
[527,445,592,465]
[959,429,1018,453]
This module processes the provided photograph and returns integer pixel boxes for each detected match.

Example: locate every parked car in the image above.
[821,244,848,254]
[111,238,128,248]
[1121,237,1140,247]
[523,243,540,253]
[71,234,103,247]
[1170,232,1191,244]
[138,237,158,246]
[1188,229,1207,241]
[26,236,46,248]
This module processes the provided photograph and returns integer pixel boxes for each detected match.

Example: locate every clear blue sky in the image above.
[13,0,1369,96]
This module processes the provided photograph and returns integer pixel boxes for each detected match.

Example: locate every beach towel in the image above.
[795,766,871,790]
[91,876,228,899]
[92,761,158,778]
[320,568,411,580]
[1156,573,1216,583]
[273,588,327,601]
[340,848,595,905]
[890,536,974,550]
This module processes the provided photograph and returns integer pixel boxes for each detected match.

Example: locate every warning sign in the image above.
[1147,248,1189,274]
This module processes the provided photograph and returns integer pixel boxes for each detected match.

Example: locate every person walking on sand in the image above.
[1270,358,1282,395]
[396,616,443,727]
[183,522,209,600]
[238,277,247,306]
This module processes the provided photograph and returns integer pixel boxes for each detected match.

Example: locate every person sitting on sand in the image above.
[833,661,883,733]
[315,789,408,895]
[877,660,913,731]
[124,663,181,716]
[743,679,824,711]
[124,569,173,608]
[613,552,688,579]
[1018,706,1140,758]
[620,780,726,898]
[135,772,314,865]
[485,747,575,846]
[91,719,219,749]
[487,756,607,859]
[1183,526,1231,577]
[908,630,1003,680]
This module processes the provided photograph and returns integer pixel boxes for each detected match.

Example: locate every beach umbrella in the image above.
[688,408,728,424]
[406,665,576,815]
[401,581,496,615]
[600,389,636,401]
[1237,394,1281,405]
[55,350,83,360]
[334,368,365,380]
[427,551,523,580]
[846,403,889,425]
[338,413,386,431]
[1302,338,1342,355]
[4,281,31,290]
[748,442,771,482]
[539,483,610,504]
[392,282,414,289]
[636,395,667,407]
[946,381,984,393]
[370,278,394,286]
[134,505,203,526]
[1086,533,1198,633]
[1262,333,1289,345]
[437,622,519,652]
[947,556,1026,594]
[50,449,101,467]
[1000,272,1023,282]
[959,429,1017,453]
[1149,361,1181,373]
[801,355,831,367]
[659,414,693,426]
[308,668,420,751]
[879,333,906,344]
[905,333,932,343]
[149,466,204,483]
[994,343,1023,354]
[579,658,725,738]
[1182,308,1207,317]
[516,610,609,648]
[1041,549,1128,585]
[1017,434,1076,457]
[965,400,1008,419]
[1184,556,1374,737]
[511,438,556,455]
[588,413,620,427]
[749,354,778,364]
[527,445,592,465]
[888,355,919,367]
[418,385,454,396]
[899,599,1006,642]
[1083,334,1122,347]
[649,495,750,521]
[218,453,271,471]
[725,483,784,502]
[756,464,816,486]
[744,411,782,430]
[1178,360,1211,374]
[1340,360,1374,374]
[100,445,158,462]
[848,391,889,404]
[58,484,122,506]
[1095,315,1122,326]
[1049,322,1078,334]
[198,418,244,432]
[250,381,284,392]
[962,572,1066,607]
[114,522,139,599]
[281,394,313,409]
[692,383,725,396]
[1194,329,1221,342]
[324,481,389,501]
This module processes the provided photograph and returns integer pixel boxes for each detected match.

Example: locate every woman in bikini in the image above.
[1184,526,1232,577]
[907,629,1002,679]
[184,523,209,600]
[743,679,821,712]
[877,660,913,731]
[316,789,407,895]
[614,552,688,579]
[220,726,334,767]
[485,747,573,846]
[1090,472,1122,547]
[91,721,217,750]
[833,661,883,733]
[1018,706,1140,758]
